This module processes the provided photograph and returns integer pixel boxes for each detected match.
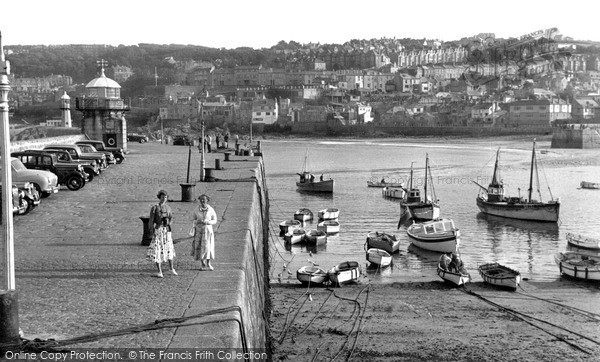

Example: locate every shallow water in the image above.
[263,138,600,284]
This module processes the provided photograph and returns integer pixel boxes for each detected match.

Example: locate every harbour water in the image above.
[263,137,600,284]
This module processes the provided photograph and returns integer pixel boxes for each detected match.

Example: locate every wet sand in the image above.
[269,279,600,361]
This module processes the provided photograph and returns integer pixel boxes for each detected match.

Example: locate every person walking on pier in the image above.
[191,194,218,270]
[147,189,177,278]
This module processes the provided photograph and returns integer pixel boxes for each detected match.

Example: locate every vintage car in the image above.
[76,139,126,164]
[12,150,88,191]
[0,157,58,198]
[40,149,100,182]
[127,133,149,143]
[43,144,107,170]
[0,184,31,215]
[75,143,115,165]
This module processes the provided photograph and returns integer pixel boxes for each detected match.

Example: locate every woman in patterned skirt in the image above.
[191,194,218,270]
[147,189,177,278]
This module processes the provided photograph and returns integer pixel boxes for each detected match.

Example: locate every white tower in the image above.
[60,91,72,127]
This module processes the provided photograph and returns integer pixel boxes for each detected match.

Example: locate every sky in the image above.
[2,0,599,49]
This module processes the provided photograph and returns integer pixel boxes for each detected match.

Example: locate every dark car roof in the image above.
[12,150,58,161]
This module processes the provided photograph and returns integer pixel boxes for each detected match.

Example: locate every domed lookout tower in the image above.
[76,60,129,152]
[59,91,72,127]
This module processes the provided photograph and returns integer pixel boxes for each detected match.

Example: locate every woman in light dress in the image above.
[191,194,218,270]
[147,189,177,278]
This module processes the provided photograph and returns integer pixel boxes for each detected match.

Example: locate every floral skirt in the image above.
[147,226,175,263]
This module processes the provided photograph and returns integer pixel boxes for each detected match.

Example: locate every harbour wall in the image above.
[550,128,600,149]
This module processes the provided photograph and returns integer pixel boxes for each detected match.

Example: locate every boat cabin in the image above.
[486,182,505,202]
[298,171,315,183]
[412,219,456,234]
[405,188,421,203]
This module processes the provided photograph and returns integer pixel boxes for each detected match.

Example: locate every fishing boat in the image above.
[279,219,302,234]
[437,264,470,286]
[293,208,313,222]
[366,248,392,267]
[474,140,560,222]
[317,220,340,234]
[554,252,600,281]
[400,158,440,221]
[566,232,600,250]
[305,229,327,245]
[284,228,306,244]
[327,261,361,286]
[382,186,406,199]
[318,208,339,220]
[296,149,334,193]
[296,265,329,285]
[366,231,400,254]
[367,179,405,188]
[406,218,460,253]
[580,181,600,189]
[478,263,522,290]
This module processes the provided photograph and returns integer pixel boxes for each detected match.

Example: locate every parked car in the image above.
[43,144,106,170]
[0,183,35,215]
[0,157,59,198]
[76,139,126,164]
[127,133,149,143]
[12,150,87,191]
[75,143,115,166]
[40,149,100,182]
[173,135,191,146]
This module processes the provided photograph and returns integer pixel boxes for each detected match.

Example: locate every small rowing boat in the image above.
[328,261,360,286]
[284,228,306,244]
[437,264,470,287]
[317,220,340,234]
[478,262,521,290]
[318,208,339,220]
[366,248,392,267]
[279,219,301,234]
[580,181,600,189]
[366,231,400,254]
[305,229,327,245]
[296,265,328,285]
[566,232,600,250]
[382,186,406,199]
[554,252,600,281]
[293,208,313,222]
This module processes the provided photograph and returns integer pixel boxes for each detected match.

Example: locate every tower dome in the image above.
[85,68,121,98]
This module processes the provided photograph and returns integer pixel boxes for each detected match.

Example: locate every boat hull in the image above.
[478,263,521,290]
[328,261,361,286]
[318,208,339,220]
[305,230,327,245]
[382,187,405,199]
[555,252,600,281]
[581,181,600,189]
[279,219,301,234]
[566,233,600,250]
[366,232,400,254]
[476,197,560,222]
[437,265,470,286]
[317,220,340,234]
[296,266,328,285]
[296,179,334,193]
[402,202,440,221]
[284,229,306,244]
[406,219,460,253]
[366,248,392,267]
[293,208,313,222]
[368,181,404,188]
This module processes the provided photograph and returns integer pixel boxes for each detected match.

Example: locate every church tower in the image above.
[76,60,129,151]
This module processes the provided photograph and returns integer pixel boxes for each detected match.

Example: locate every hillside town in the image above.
[5,29,600,136]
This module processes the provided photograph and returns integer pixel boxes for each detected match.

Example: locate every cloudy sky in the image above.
[2,0,598,48]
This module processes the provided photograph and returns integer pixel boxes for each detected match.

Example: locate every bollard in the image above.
[139,216,153,246]
[204,168,215,182]
[180,183,195,202]
[215,159,221,170]
[224,152,231,161]
[0,291,19,349]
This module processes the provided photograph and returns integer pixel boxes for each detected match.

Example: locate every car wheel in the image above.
[116,156,124,164]
[32,183,43,198]
[66,175,85,191]
[22,198,34,215]
[85,170,94,182]
[139,138,146,143]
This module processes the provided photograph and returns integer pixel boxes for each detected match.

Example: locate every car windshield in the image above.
[11,159,27,171]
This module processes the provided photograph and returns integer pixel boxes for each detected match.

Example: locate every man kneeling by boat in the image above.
[439,253,451,270]
[449,253,467,274]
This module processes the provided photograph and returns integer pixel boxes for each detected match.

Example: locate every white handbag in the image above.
[188,223,195,237]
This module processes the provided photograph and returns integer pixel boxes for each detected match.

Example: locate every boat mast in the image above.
[424,154,428,202]
[527,140,536,202]
[408,162,414,190]
[302,148,309,173]
[491,148,501,186]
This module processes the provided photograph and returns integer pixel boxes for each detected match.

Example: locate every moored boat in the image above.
[554,252,600,281]
[382,186,406,199]
[400,158,440,221]
[296,148,334,193]
[478,262,521,290]
[328,261,361,286]
[437,264,470,287]
[366,231,400,254]
[305,229,327,245]
[284,228,306,244]
[366,248,392,267]
[279,219,302,234]
[566,232,600,250]
[318,208,339,220]
[406,218,460,253]
[474,141,560,222]
[317,220,340,234]
[296,265,328,285]
[293,208,313,222]
[580,181,600,189]
[367,180,405,188]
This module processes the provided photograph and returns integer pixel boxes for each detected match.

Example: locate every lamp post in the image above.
[0,30,20,346]
[200,120,205,182]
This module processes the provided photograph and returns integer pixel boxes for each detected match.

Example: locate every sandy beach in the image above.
[268,279,600,361]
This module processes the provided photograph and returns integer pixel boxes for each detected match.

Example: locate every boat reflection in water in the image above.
[475,213,559,237]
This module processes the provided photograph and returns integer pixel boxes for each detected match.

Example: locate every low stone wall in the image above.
[10,135,87,153]
[551,128,600,149]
